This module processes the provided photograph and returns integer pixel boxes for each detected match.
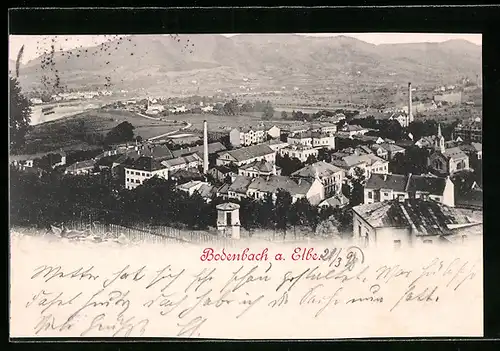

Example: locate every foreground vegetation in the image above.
[9,167,353,238]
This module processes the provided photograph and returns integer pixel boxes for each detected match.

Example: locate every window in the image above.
[358,225,361,236]
[384,192,389,197]
[368,191,372,199]
[423,239,433,244]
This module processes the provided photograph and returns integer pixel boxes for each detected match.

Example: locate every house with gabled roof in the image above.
[428,147,470,175]
[352,198,481,248]
[292,161,344,196]
[64,159,96,175]
[363,172,454,207]
[238,160,281,178]
[217,144,276,166]
[124,156,169,190]
[331,153,389,179]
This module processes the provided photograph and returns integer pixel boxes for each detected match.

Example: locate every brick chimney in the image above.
[203,120,209,173]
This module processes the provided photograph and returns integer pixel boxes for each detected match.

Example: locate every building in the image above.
[216,144,276,166]
[331,153,389,179]
[263,139,289,152]
[428,147,470,175]
[161,154,202,173]
[208,165,236,182]
[64,159,96,175]
[229,127,267,147]
[292,161,344,196]
[336,124,369,138]
[172,142,227,160]
[377,142,406,160]
[238,160,281,178]
[453,120,482,143]
[319,194,350,209]
[140,144,174,161]
[226,175,325,205]
[390,113,410,128]
[459,142,482,161]
[266,125,281,139]
[176,180,216,202]
[287,131,335,150]
[364,173,455,207]
[434,91,463,105]
[279,144,319,163]
[352,198,481,248]
[124,157,169,190]
[370,144,389,160]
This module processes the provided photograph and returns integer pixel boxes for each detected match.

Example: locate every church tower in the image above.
[436,123,445,153]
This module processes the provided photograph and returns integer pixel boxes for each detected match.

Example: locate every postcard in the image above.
[9,32,483,339]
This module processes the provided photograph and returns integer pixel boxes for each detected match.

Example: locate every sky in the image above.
[9,33,482,64]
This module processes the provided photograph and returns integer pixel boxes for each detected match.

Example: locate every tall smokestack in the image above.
[408,82,413,124]
[203,120,209,173]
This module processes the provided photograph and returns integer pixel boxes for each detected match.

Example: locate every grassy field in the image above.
[23,108,181,154]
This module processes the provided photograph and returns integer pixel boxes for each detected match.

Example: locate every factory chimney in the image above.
[407,82,413,125]
[203,120,209,173]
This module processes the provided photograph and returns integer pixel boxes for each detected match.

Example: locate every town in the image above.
[10,76,483,248]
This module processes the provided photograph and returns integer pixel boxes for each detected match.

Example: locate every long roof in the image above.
[223,144,274,162]
[126,156,166,172]
[353,199,480,235]
[365,173,448,195]
[292,161,343,179]
[66,159,96,171]
[239,159,278,173]
[443,147,469,160]
[172,142,227,158]
[247,175,314,196]
[140,145,174,160]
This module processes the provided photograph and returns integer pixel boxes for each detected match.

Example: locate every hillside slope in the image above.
[16,35,482,94]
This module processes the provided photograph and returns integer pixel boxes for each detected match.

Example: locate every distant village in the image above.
[12,80,483,248]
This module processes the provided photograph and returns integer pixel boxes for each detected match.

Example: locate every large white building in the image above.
[287,131,335,150]
[229,127,267,147]
[124,157,169,190]
[279,144,319,163]
[292,161,344,197]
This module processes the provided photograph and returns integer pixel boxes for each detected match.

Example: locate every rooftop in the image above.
[353,199,481,236]
[292,161,343,179]
[365,173,448,195]
[443,147,469,160]
[66,159,96,171]
[172,142,226,159]
[140,145,174,161]
[239,159,279,173]
[247,175,315,197]
[224,144,275,162]
[126,156,166,172]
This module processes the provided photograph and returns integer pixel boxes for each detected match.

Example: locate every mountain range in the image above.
[13,34,482,95]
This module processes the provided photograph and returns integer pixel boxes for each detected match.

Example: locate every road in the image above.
[147,121,193,141]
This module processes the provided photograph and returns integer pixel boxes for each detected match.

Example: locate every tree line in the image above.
[10,166,352,238]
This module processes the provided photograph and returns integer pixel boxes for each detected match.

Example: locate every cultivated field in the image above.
[23,108,181,154]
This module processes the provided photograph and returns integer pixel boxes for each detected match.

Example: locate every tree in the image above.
[305,154,318,165]
[281,111,288,119]
[10,76,32,152]
[276,154,304,176]
[315,215,342,239]
[275,189,293,238]
[262,101,275,120]
[104,121,135,145]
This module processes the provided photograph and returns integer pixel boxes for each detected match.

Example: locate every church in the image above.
[427,124,470,175]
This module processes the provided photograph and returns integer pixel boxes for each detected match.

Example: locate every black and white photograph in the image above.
[9,29,483,339]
